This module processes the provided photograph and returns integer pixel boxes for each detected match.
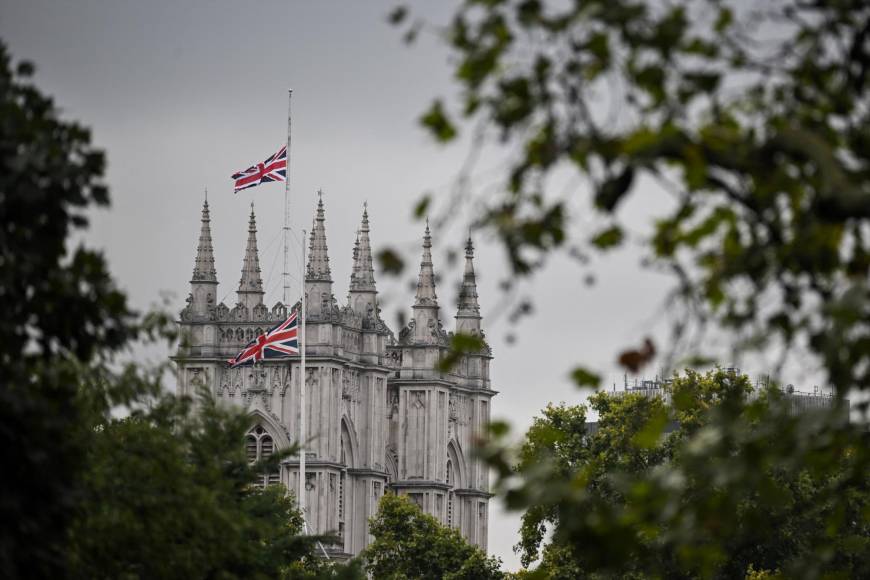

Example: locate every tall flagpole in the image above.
[283,89,293,305]
[299,228,307,529]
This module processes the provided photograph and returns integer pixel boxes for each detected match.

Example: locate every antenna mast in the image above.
[283,89,293,305]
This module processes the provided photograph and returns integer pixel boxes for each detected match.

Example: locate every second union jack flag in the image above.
[231,145,287,193]
[228,310,298,368]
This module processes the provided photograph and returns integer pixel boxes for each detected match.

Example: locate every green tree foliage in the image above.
[388,3,870,578]
[66,394,328,579]
[0,42,360,580]
[0,38,136,577]
[362,493,503,580]
[496,370,869,578]
[392,0,869,389]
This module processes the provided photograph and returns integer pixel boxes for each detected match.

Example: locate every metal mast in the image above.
[299,228,307,527]
[283,89,293,305]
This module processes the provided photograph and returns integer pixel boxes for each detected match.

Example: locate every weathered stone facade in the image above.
[174,196,495,559]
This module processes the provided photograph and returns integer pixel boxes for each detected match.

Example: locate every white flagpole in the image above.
[283,89,293,305]
[299,228,307,529]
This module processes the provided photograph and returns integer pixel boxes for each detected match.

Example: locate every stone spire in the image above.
[304,192,334,318]
[191,194,217,283]
[349,204,378,318]
[306,192,331,282]
[237,203,264,310]
[455,236,482,335]
[414,219,438,307]
[187,192,219,318]
[411,219,441,343]
[351,204,376,292]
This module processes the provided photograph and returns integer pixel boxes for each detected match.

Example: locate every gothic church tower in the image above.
[174,196,495,558]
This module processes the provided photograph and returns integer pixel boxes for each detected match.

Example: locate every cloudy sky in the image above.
[0,0,750,568]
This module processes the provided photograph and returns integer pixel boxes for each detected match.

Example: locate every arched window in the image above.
[247,425,280,487]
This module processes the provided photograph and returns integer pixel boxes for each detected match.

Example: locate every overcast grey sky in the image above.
[0,0,722,568]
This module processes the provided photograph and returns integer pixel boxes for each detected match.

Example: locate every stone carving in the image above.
[215,303,230,321]
[398,320,415,344]
[220,369,231,395]
[180,294,194,321]
[176,204,495,556]
[252,303,268,321]
[229,304,243,320]
[271,302,287,319]
[342,372,360,402]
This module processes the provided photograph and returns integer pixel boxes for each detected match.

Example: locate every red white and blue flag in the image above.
[228,310,299,368]
[231,145,287,193]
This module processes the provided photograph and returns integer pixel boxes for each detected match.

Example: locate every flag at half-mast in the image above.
[227,310,298,368]
[231,145,287,193]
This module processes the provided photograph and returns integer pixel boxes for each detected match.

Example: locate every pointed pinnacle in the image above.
[192,197,217,283]
[351,205,376,293]
[306,193,332,281]
[457,235,481,318]
[414,221,438,307]
[423,218,432,249]
[238,206,264,294]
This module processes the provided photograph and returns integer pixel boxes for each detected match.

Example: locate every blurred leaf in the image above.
[617,337,656,373]
[570,366,601,388]
[420,100,457,142]
[437,333,487,372]
[590,226,624,249]
[376,248,404,275]
[631,407,668,449]
[595,167,635,212]
[388,5,407,25]
[413,194,431,219]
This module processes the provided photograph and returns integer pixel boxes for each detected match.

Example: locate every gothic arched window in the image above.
[247,425,280,487]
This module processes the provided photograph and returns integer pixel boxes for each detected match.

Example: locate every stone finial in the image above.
[191,196,218,283]
[350,204,377,293]
[306,191,332,281]
[456,236,482,334]
[414,219,438,307]
[237,204,264,307]
[457,236,480,315]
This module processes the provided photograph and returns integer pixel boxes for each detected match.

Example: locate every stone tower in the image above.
[174,198,495,558]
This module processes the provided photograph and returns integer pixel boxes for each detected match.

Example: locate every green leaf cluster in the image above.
[362,494,503,579]
[66,394,334,579]
[0,40,359,580]
[401,0,870,391]
[483,370,869,579]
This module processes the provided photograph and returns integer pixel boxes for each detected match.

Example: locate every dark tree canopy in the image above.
[392,0,869,389]
[386,3,870,577]
[362,493,503,580]
[0,39,135,577]
[0,41,360,580]
[66,394,334,580]
[500,370,869,578]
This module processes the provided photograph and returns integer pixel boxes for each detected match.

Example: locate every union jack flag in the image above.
[231,145,287,193]
[227,310,299,368]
